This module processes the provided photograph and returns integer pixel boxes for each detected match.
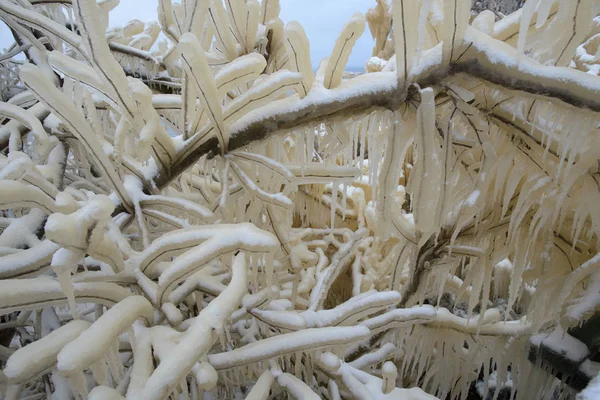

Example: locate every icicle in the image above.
[236,366,244,384]
[294,351,302,377]
[351,254,363,297]
[219,158,231,212]
[91,359,109,386]
[517,0,538,58]
[107,340,124,384]
[265,252,274,288]
[330,183,338,234]
[412,87,442,243]
[56,269,78,320]
[369,120,381,202]
[294,132,303,170]
[180,378,190,400]
[291,275,299,306]
[508,229,528,311]
[68,371,89,399]
[306,353,314,386]
[415,0,433,65]
[94,304,104,320]
[306,127,314,162]
[342,183,347,220]
[251,254,260,291]
[359,120,367,166]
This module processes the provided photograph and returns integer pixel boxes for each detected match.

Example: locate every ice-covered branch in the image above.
[1,1,600,398]
[156,38,600,188]
[140,253,248,400]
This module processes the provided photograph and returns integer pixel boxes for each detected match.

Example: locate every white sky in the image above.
[0,0,374,69]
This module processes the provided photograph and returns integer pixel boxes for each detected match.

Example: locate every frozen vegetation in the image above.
[0,0,599,399]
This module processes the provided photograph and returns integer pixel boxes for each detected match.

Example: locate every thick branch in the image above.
[155,73,409,188]
[156,38,600,189]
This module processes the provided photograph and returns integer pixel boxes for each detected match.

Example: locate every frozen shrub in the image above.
[0,0,599,398]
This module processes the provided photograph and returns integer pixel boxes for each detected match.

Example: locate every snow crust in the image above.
[529,327,589,362]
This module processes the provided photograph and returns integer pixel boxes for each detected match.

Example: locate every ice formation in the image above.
[0,0,599,399]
